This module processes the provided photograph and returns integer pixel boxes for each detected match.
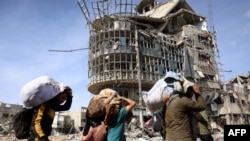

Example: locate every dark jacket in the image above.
[191,111,210,141]
[29,96,72,140]
[165,94,206,141]
[194,111,214,141]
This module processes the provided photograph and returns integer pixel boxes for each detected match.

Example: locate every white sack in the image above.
[182,76,195,93]
[142,78,167,113]
[20,76,66,108]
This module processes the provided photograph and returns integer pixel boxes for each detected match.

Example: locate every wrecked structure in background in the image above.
[0,1,248,138]
[52,107,88,134]
[0,102,23,135]
[77,0,222,129]
[220,74,250,126]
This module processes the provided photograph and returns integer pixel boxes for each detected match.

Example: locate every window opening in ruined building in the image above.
[154,65,159,73]
[142,65,147,72]
[132,63,136,70]
[121,62,129,70]
[241,100,246,106]
[159,65,164,74]
[3,113,9,117]
[135,92,139,99]
[117,89,128,98]
[229,94,235,103]
[214,95,223,104]
[120,37,126,46]
[233,114,240,124]
[110,63,114,70]
[204,74,214,82]
[117,89,123,96]
[198,35,208,43]
[205,95,210,103]
[169,60,177,70]
[124,89,128,98]
[104,64,109,72]
[115,63,121,70]
[81,108,87,112]
[200,53,211,65]
[129,39,135,46]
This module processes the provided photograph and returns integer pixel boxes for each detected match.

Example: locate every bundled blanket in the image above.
[20,76,67,108]
[86,88,121,125]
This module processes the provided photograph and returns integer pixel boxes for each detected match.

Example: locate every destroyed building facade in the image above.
[219,74,250,126]
[1,0,249,136]
[77,0,221,128]
[76,0,250,131]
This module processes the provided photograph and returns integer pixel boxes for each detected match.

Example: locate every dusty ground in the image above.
[0,134,223,141]
[0,125,164,141]
[0,134,80,141]
[0,129,223,141]
[0,131,163,141]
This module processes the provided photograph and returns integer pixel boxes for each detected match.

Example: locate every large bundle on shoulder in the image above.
[20,75,67,108]
[82,88,121,141]
[86,88,121,124]
[142,71,183,113]
[14,75,69,139]
[142,78,167,113]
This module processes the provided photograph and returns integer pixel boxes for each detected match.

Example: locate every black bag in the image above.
[12,108,34,139]
[151,110,165,132]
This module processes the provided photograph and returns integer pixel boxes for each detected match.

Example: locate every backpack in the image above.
[151,110,165,132]
[12,108,34,139]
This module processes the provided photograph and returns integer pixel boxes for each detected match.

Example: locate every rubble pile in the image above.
[0,130,224,141]
[125,129,164,141]
[0,129,164,141]
[0,134,79,141]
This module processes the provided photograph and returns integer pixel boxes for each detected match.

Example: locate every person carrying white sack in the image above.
[146,71,184,139]
[20,76,73,141]
[164,75,206,141]
[145,71,201,140]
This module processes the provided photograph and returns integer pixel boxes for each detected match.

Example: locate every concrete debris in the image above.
[0,130,164,141]
[0,131,224,141]
[125,128,164,141]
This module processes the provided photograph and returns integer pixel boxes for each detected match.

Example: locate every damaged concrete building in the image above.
[77,0,224,129]
[52,107,88,134]
[0,102,23,135]
[219,74,250,127]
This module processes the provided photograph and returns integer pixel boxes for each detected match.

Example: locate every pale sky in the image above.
[0,0,249,110]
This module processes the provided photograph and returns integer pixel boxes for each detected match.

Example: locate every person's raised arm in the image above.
[54,86,73,111]
[119,96,136,112]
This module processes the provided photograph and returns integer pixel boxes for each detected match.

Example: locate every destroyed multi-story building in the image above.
[219,74,250,126]
[77,0,221,128]
[1,1,249,134]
